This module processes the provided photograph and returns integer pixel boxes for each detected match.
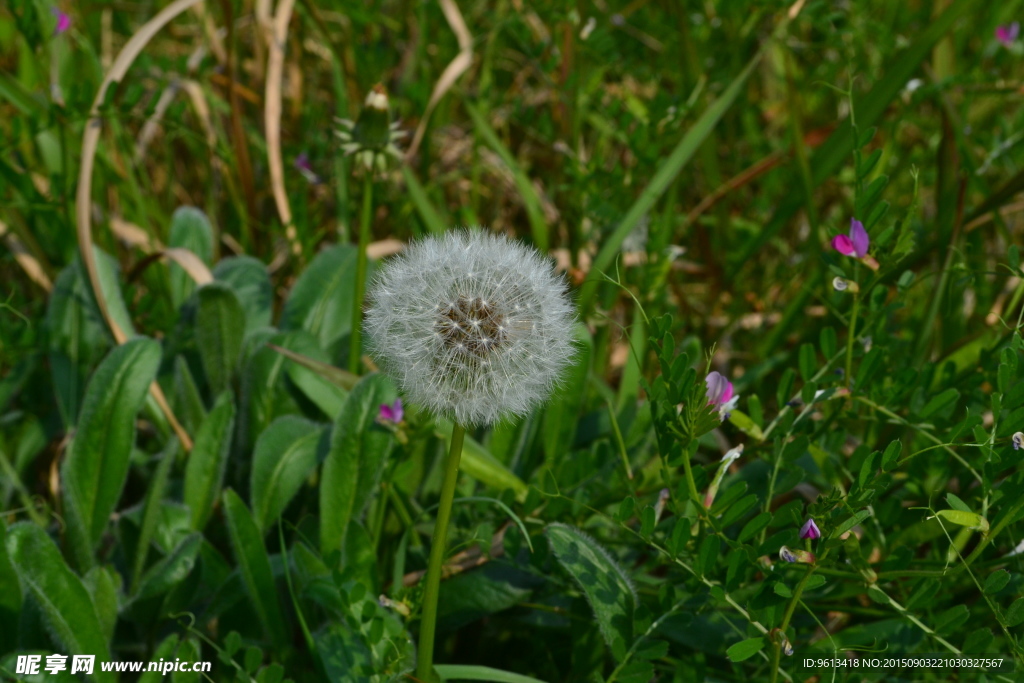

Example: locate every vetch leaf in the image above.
[918,388,959,419]
[831,510,872,539]
[62,337,161,571]
[545,523,635,662]
[726,637,765,662]
[984,570,1010,595]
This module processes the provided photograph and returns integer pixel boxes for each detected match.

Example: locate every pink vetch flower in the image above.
[996,22,1020,46]
[799,518,821,540]
[705,371,739,420]
[379,398,403,424]
[52,7,70,35]
[831,218,879,271]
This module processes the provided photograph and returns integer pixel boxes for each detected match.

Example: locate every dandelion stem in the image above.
[349,173,374,373]
[416,422,465,681]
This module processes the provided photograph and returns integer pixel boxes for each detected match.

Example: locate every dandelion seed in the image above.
[1013,431,1023,450]
[365,230,576,426]
[996,22,1020,46]
[799,518,821,540]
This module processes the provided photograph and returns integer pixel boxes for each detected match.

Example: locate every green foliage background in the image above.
[2,0,1024,681]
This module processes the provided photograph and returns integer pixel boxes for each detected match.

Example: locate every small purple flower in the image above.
[52,7,70,35]
[294,152,321,184]
[705,371,734,406]
[1013,432,1023,451]
[779,546,815,564]
[379,398,403,424]
[996,22,1020,46]
[832,218,870,259]
[799,518,821,540]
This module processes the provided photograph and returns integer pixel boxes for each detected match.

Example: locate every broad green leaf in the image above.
[168,206,214,309]
[545,523,635,662]
[195,283,245,396]
[172,356,207,434]
[214,256,273,334]
[62,337,161,570]
[137,634,181,683]
[934,509,989,532]
[270,332,351,419]
[737,511,772,543]
[132,437,178,592]
[542,324,591,465]
[240,331,302,450]
[435,665,548,683]
[46,249,134,427]
[438,563,541,633]
[83,565,120,646]
[436,420,528,499]
[280,244,361,354]
[222,489,288,648]
[5,523,114,682]
[251,416,326,532]
[184,391,236,530]
[726,637,764,662]
[320,374,395,555]
[130,532,202,605]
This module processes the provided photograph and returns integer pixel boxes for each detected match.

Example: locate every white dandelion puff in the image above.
[364,230,577,426]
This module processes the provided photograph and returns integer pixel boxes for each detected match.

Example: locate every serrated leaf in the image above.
[251,416,325,532]
[545,523,635,662]
[184,391,236,530]
[62,338,161,571]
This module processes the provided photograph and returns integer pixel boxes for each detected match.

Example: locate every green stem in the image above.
[769,561,820,683]
[415,423,466,682]
[844,288,859,387]
[349,174,374,373]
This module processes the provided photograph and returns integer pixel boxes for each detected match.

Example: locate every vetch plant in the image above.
[365,229,575,680]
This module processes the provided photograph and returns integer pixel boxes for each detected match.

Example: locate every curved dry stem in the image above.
[406,0,473,159]
[75,0,202,450]
[265,0,298,255]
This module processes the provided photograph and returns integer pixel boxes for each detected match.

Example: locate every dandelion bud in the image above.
[365,230,576,426]
[832,277,859,293]
[336,83,406,171]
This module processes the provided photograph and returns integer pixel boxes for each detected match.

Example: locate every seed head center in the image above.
[436,295,507,356]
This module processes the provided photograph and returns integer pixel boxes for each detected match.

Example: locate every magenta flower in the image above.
[294,152,321,184]
[996,22,1020,46]
[379,398,403,424]
[799,518,821,540]
[832,218,870,259]
[52,7,70,35]
[705,371,734,406]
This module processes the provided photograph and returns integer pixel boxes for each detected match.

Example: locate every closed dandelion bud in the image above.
[365,230,577,426]
[336,83,406,171]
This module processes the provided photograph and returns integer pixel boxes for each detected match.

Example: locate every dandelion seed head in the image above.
[365,230,577,426]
